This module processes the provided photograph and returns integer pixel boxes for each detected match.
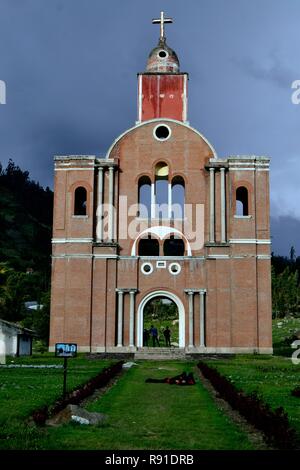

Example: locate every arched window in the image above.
[236,186,249,216]
[74,186,87,216]
[138,237,160,256]
[138,176,151,219]
[163,236,185,256]
[171,176,185,219]
[155,162,169,219]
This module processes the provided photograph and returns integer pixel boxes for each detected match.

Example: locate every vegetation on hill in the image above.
[272,250,300,318]
[0,160,53,344]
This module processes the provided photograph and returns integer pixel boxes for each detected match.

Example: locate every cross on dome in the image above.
[152,11,173,40]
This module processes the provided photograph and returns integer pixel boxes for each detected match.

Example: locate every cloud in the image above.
[270,156,300,220]
[232,53,294,89]
[271,215,300,257]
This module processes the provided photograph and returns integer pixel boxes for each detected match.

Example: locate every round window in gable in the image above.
[153,124,171,141]
[158,50,168,59]
[141,262,153,275]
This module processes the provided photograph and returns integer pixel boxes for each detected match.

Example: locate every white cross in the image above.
[152,11,173,40]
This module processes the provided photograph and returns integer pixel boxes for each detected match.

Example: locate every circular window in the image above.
[153,124,171,141]
[158,50,168,59]
[141,262,153,275]
[168,262,181,276]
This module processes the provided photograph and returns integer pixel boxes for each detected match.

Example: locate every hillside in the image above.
[0,160,53,272]
[0,160,53,338]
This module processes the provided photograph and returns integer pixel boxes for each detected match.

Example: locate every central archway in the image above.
[137,291,185,348]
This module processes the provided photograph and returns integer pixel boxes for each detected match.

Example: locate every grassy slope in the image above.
[0,354,112,449]
[201,320,300,438]
[42,361,253,450]
[204,355,300,437]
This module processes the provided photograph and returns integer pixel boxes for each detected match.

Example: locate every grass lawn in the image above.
[203,355,300,439]
[0,354,112,449]
[40,361,254,450]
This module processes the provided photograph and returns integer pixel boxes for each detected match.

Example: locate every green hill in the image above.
[0,160,53,272]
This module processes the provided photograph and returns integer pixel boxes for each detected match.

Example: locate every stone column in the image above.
[199,291,206,347]
[220,167,226,243]
[129,291,135,348]
[96,166,104,242]
[209,168,215,243]
[117,290,124,347]
[188,291,194,348]
[108,166,114,241]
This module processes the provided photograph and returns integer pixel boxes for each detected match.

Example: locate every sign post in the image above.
[55,343,77,399]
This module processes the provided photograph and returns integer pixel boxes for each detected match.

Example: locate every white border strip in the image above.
[230,239,271,245]
[54,168,95,172]
[52,238,93,244]
[52,253,270,261]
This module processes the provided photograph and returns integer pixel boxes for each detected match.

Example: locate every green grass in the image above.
[272,317,300,357]
[203,355,300,439]
[40,361,253,450]
[0,354,112,449]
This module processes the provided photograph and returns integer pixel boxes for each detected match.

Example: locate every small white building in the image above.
[0,319,34,357]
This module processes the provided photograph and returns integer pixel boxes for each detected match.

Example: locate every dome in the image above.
[146,38,180,73]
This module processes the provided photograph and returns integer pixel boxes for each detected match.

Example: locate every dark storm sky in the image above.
[0,0,299,256]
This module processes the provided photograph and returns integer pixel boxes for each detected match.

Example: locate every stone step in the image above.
[134,355,188,360]
[138,347,184,352]
[135,347,186,360]
[136,352,185,356]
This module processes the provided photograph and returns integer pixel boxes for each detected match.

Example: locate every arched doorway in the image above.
[137,291,185,348]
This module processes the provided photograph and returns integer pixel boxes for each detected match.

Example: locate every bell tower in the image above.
[137,11,188,123]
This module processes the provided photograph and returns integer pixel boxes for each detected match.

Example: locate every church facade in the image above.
[49,13,273,355]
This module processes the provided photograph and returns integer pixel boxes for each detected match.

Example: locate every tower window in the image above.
[74,186,87,216]
[171,176,185,219]
[138,176,151,218]
[163,237,185,256]
[155,162,169,219]
[236,186,249,216]
[138,237,160,256]
[154,125,171,141]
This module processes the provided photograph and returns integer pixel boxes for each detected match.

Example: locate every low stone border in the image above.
[87,353,135,361]
[32,361,124,426]
[0,364,63,369]
[198,361,298,450]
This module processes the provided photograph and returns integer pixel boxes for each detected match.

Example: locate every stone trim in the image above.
[229,239,271,245]
[52,238,93,244]
[186,347,273,354]
[51,253,271,261]
[54,168,95,171]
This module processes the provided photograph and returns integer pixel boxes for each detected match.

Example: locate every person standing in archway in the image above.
[150,325,160,347]
[163,326,171,347]
[143,328,150,346]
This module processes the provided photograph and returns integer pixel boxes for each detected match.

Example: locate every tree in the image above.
[290,246,296,262]
[272,267,300,318]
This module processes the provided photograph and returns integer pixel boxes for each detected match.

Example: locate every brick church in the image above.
[49,12,272,355]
